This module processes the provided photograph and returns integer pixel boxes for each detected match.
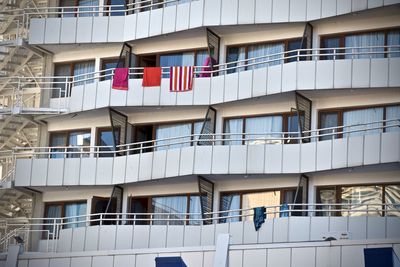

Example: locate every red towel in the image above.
[142,67,162,87]
[199,56,216,78]
[112,68,129,90]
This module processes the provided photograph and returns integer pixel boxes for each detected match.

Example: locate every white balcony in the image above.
[27,0,400,45]
[13,119,400,187]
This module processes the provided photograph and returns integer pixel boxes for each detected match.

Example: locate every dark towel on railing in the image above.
[253,206,266,231]
[280,203,289,217]
[112,68,129,90]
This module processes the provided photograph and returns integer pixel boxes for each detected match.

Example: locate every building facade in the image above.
[0,0,400,266]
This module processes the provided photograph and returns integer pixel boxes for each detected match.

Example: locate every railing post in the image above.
[100,214,103,226]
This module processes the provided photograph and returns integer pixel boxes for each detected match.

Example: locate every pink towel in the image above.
[112,68,129,90]
[199,56,216,78]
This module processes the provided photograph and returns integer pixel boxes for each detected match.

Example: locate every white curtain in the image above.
[224,119,243,145]
[188,196,202,225]
[220,194,240,223]
[248,43,284,69]
[343,108,384,137]
[152,196,187,225]
[345,33,385,59]
[74,61,95,86]
[64,203,87,228]
[193,121,203,141]
[155,123,192,151]
[388,30,400,58]
[245,116,283,144]
[386,105,400,132]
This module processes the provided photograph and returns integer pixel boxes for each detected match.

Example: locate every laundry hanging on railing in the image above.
[112,68,129,90]
[253,206,266,231]
[198,56,216,78]
[142,67,162,87]
[169,66,194,92]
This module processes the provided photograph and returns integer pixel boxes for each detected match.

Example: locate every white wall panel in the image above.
[179,146,194,175]
[112,156,126,184]
[387,217,400,239]
[289,217,310,242]
[84,225,99,251]
[370,58,388,87]
[167,225,184,247]
[176,3,190,31]
[92,17,108,43]
[258,219,273,243]
[316,60,334,89]
[152,150,167,179]
[238,70,253,100]
[123,14,137,41]
[363,134,380,165]
[76,17,93,43]
[92,256,113,267]
[165,149,180,177]
[389,58,400,86]
[229,251,243,267]
[221,0,238,25]
[353,0,368,11]
[367,217,385,239]
[301,142,316,173]
[368,0,384,7]
[50,258,70,267]
[243,249,267,267]
[149,225,167,248]
[15,159,32,186]
[272,0,289,22]
[80,157,97,185]
[209,76,223,104]
[127,79,143,106]
[176,87,193,105]
[194,146,212,174]
[70,85,84,112]
[83,82,97,110]
[348,217,367,240]
[306,0,321,20]
[203,0,221,25]
[282,144,300,173]
[31,158,48,186]
[71,227,86,252]
[126,154,140,183]
[71,258,91,267]
[255,0,272,23]
[310,217,329,241]
[136,254,157,267]
[44,18,61,44]
[29,19,45,44]
[162,5,177,34]
[184,225,201,247]
[332,138,348,169]
[96,80,111,108]
[138,152,153,181]
[29,259,50,267]
[329,217,348,232]
[143,86,160,106]
[115,225,133,250]
[211,146,229,174]
[201,224,215,246]
[110,85,127,107]
[246,145,265,173]
[193,77,211,105]
[60,18,77,43]
[181,252,203,267]
[98,225,116,251]
[149,8,163,36]
[189,0,204,28]
[215,223,229,242]
[136,11,150,39]
[321,0,336,17]
[267,248,290,267]
[133,225,150,248]
[352,59,370,88]
[47,158,64,186]
[238,0,254,24]
[297,61,316,89]
[252,67,267,97]
[337,0,352,14]
[224,72,239,102]
[229,145,247,174]
[96,157,113,185]
[267,65,282,95]
[381,132,400,163]
[160,78,176,105]
[290,0,307,21]
[341,245,365,267]
[265,144,282,173]
[316,140,332,171]
[114,255,135,267]
[347,135,364,167]
[57,228,72,252]
[282,62,296,92]
[273,218,288,242]
[291,247,316,267]
[243,221,257,244]
[63,158,80,185]
[334,60,352,88]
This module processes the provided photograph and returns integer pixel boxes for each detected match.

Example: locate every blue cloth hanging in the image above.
[280,203,289,217]
[253,207,266,231]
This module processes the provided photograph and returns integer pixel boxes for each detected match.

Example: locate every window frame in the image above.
[100,56,126,81]
[137,48,209,67]
[49,128,92,146]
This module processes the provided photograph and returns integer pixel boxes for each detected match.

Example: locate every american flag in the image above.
[169,66,194,92]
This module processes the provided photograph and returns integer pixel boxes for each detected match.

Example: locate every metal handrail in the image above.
[10,118,400,158]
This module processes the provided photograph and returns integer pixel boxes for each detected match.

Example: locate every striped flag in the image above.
[169,66,194,92]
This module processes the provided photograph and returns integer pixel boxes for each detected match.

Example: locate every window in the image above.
[96,127,120,157]
[130,194,201,225]
[154,121,203,151]
[49,130,91,158]
[44,201,87,237]
[52,60,95,98]
[226,39,301,73]
[106,0,126,16]
[219,188,296,223]
[318,104,400,140]
[317,184,400,217]
[59,0,99,18]
[320,29,400,59]
[100,58,121,81]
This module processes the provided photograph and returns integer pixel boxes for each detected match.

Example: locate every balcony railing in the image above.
[11,119,400,159]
